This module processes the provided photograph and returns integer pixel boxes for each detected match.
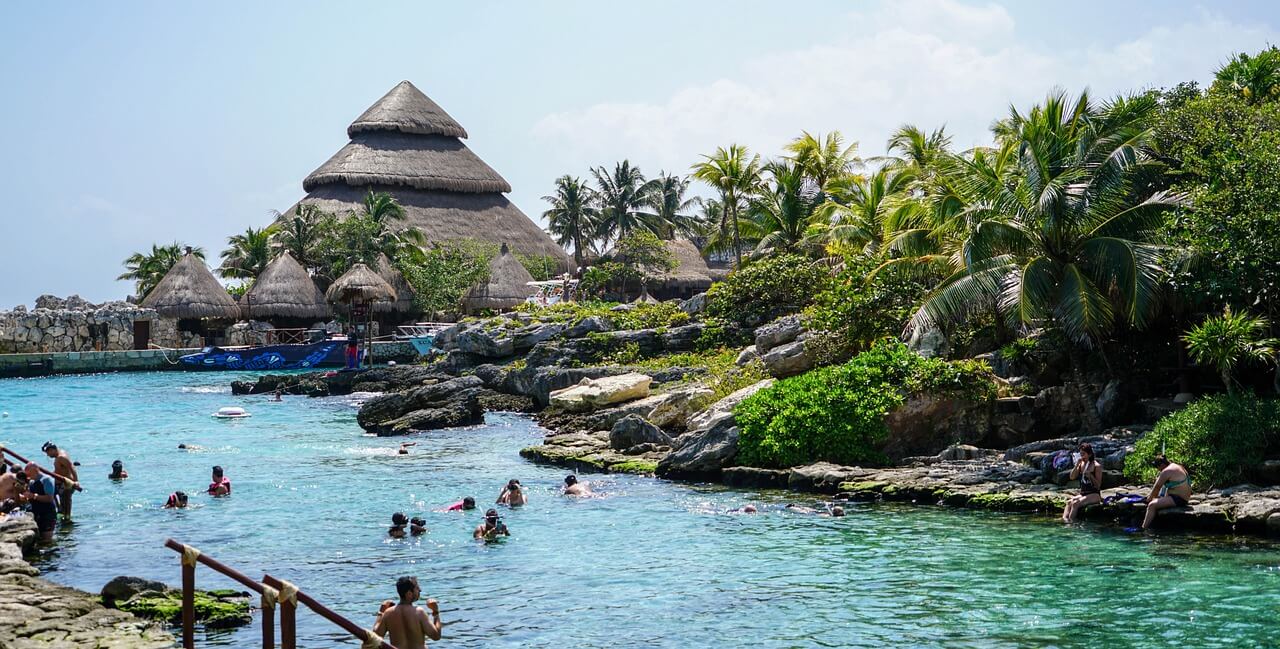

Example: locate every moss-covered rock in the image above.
[609,459,659,474]
[113,589,252,629]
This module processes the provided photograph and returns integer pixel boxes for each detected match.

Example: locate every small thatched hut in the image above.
[281,81,571,269]
[325,263,397,304]
[463,244,536,314]
[656,239,715,299]
[239,252,331,324]
[140,250,241,345]
[373,254,416,315]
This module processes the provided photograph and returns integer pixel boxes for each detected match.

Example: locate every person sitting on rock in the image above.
[563,475,591,497]
[164,491,189,509]
[474,509,509,540]
[1141,455,1192,530]
[389,512,409,538]
[109,460,129,480]
[1062,442,1103,523]
[444,496,475,512]
[496,479,527,506]
[207,466,231,496]
[410,517,427,536]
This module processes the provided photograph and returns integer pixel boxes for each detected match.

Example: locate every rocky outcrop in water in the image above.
[357,375,486,435]
[656,379,775,479]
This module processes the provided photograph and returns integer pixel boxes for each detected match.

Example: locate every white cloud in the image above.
[532,0,1278,174]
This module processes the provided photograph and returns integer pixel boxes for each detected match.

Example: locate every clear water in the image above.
[1,372,1279,648]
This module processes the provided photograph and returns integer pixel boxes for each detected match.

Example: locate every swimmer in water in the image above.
[410,517,427,536]
[389,512,408,538]
[444,496,475,512]
[272,387,284,402]
[398,442,417,455]
[109,460,129,480]
[164,491,189,509]
[473,509,509,540]
[496,479,526,506]
[563,474,591,497]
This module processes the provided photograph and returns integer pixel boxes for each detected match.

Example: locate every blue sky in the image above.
[1,0,1277,306]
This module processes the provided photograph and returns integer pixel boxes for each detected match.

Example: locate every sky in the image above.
[1,0,1277,307]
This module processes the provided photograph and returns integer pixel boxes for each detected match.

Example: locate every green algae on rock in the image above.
[112,589,252,629]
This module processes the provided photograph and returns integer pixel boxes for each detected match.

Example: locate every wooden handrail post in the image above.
[181,560,195,649]
[262,597,275,649]
[263,574,398,649]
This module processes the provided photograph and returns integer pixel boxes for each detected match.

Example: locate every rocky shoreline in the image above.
[0,516,175,648]
[231,307,1280,540]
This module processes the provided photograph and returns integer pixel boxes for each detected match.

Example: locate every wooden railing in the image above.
[163,539,397,649]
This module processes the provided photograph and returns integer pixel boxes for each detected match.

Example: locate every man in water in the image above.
[496,479,526,506]
[373,576,441,649]
[109,460,129,480]
[410,517,427,536]
[164,491,189,508]
[389,512,408,538]
[271,387,284,402]
[563,474,591,496]
[473,509,509,540]
[398,442,416,455]
[21,463,57,542]
[444,496,475,512]
[42,442,78,521]
[208,466,231,496]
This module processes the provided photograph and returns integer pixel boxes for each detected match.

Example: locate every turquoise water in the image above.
[1,372,1279,648]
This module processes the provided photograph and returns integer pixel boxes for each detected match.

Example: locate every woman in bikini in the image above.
[1142,454,1192,529]
[1062,442,1103,522]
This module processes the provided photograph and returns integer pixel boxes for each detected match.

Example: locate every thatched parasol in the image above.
[141,251,242,320]
[239,251,331,321]
[280,80,571,270]
[463,244,536,313]
[373,254,416,314]
[325,263,396,304]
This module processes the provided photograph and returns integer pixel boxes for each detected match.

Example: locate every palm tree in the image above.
[691,145,762,266]
[1214,46,1280,104]
[643,172,700,240]
[906,90,1188,432]
[885,125,952,182]
[220,227,275,279]
[591,161,656,243]
[744,160,824,256]
[271,204,327,273]
[118,242,206,298]
[1184,308,1278,394]
[542,175,599,273]
[783,131,861,193]
[814,166,918,257]
[361,189,407,223]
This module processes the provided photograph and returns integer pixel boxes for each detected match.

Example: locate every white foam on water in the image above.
[178,385,230,394]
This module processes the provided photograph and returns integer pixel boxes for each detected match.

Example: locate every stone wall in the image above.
[0,295,186,354]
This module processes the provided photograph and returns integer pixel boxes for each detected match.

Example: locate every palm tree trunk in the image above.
[1070,348,1103,435]
[730,196,743,267]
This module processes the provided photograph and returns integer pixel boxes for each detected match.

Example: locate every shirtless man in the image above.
[373,576,441,649]
[473,509,509,540]
[563,474,591,496]
[42,442,78,520]
[496,479,526,506]
[0,465,17,512]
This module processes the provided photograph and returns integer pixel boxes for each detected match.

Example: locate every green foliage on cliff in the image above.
[704,254,829,328]
[397,240,495,318]
[1125,394,1280,488]
[514,300,690,331]
[735,341,994,469]
[804,259,931,366]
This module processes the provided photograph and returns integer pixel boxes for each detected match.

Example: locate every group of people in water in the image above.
[0,442,79,541]
[385,475,594,542]
[1060,442,1193,530]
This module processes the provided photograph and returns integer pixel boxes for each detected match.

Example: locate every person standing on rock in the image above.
[42,442,78,521]
[1062,443,1103,523]
[373,576,442,649]
[1142,455,1192,530]
[21,463,57,542]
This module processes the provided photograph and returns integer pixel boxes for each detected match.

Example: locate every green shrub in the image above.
[705,254,829,328]
[804,259,930,366]
[1124,393,1279,488]
[695,316,751,351]
[735,341,994,468]
[513,300,689,331]
[999,337,1038,363]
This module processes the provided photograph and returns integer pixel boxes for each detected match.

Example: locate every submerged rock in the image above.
[107,582,253,629]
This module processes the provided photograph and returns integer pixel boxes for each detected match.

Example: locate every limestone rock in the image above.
[754,315,804,355]
[907,326,948,359]
[735,345,759,366]
[548,373,652,412]
[609,415,673,450]
[760,338,813,378]
[883,393,993,461]
[646,385,714,431]
[565,315,613,339]
[101,576,171,603]
[685,378,775,433]
[679,292,707,315]
[657,379,775,478]
[505,365,631,406]
[513,323,565,352]
[455,327,515,358]
[356,375,485,433]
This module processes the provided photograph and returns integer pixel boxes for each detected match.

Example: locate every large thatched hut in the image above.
[325,263,396,305]
[281,81,570,269]
[373,254,415,316]
[656,239,715,299]
[140,250,241,344]
[463,244,536,314]
[239,251,331,325]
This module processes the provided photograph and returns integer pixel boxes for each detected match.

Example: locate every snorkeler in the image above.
[473,509,509,540]
[496,479,526,506]
[563,474,591,497]
[410,517,427,536]
[399,442,417,456]
[164,491,189,509]
[389,512,409,538]
[444,496,476,512]
[207,465,231,496]
[108,460,129,480]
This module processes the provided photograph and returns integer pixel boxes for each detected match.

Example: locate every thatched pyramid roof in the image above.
[240,251,331,321]
[141,251,242,319]
[660,239,715,290]
[464,243,536,312]
[283,81,570,268]
[325,263,396,303]
[373,254,416,313]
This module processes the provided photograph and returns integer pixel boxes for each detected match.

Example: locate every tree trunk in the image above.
[730,193,742,268]
[1070,348,1103,435]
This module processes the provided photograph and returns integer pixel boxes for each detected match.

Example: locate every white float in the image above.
[212,406,251,419]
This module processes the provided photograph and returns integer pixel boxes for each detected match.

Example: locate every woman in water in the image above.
[1142,455,1192,529]
[1062,443,1103,522]
[496,479,527,506]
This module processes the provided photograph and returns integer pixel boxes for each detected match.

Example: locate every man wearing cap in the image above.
[473,509,509,540]
[42,442,78,521]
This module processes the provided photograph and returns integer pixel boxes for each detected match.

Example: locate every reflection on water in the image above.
[2,371,1279,648]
